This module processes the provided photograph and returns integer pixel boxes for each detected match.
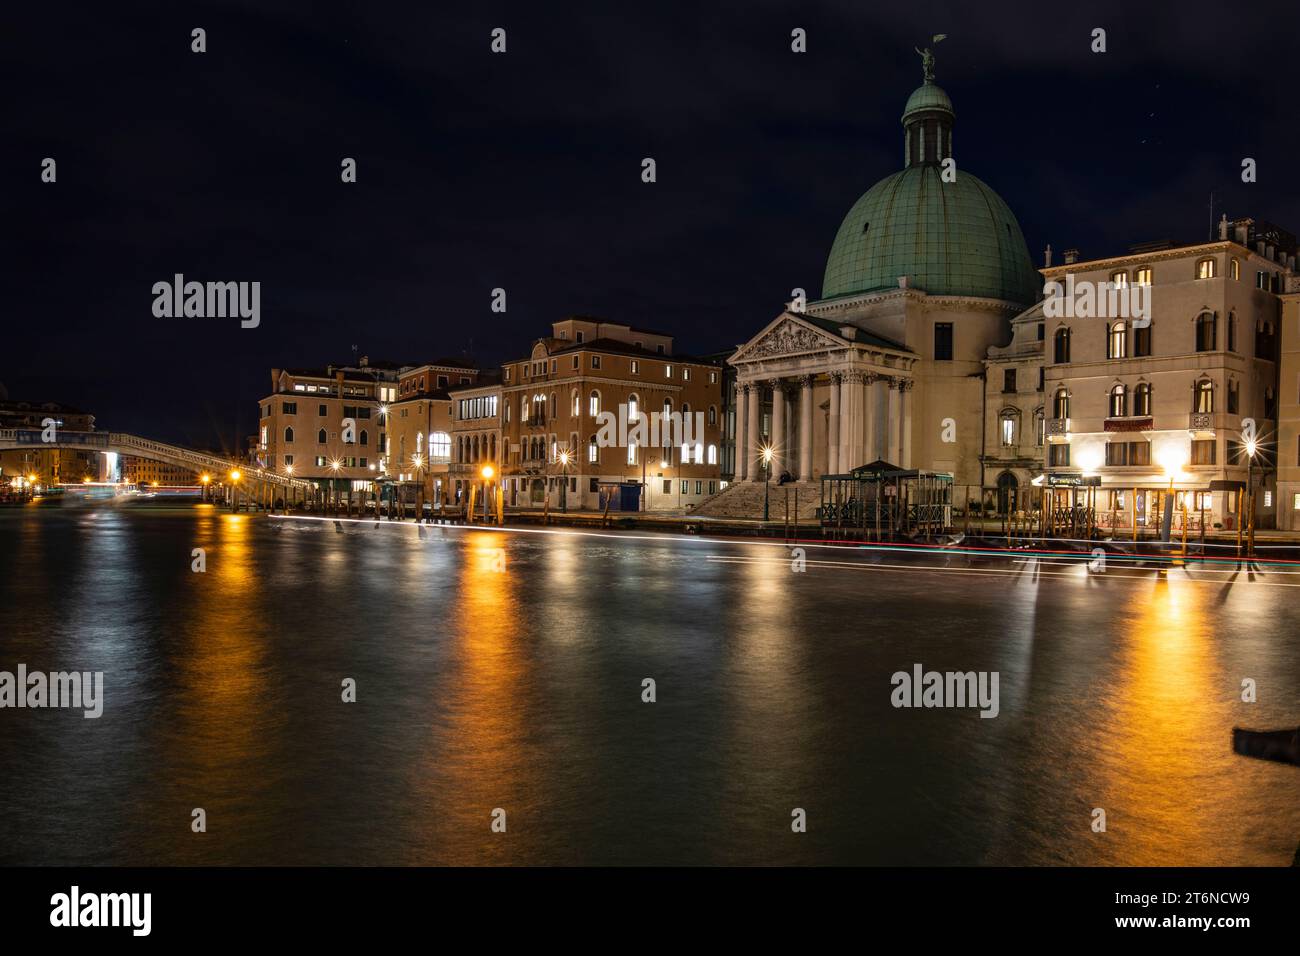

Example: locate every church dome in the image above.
[821,79,1039,308]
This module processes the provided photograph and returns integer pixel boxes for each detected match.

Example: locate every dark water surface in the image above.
[1,501,1296,865]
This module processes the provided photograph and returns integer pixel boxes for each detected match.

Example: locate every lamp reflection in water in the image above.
[406,529,525,863]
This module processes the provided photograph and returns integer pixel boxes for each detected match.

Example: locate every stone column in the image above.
[770,379,786,476]
[838,372,855,472]
[746,381,762,482]
[900,379,914,469]
[827,372,841,474]
[863,373,879,462]
[736,383,749,481]
[798,375,814,481]
[870,374,889,461]
[888,379,902,465]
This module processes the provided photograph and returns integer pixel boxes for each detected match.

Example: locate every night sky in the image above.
[6,0,1298,450]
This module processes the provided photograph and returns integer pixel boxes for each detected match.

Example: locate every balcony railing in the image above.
[1046,418,1069,438]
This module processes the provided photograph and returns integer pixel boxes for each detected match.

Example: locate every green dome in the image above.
[821,79,1040,308]
[902,82,953,119]
[821,166,1039,305]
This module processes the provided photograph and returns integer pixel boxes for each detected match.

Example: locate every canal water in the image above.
[1,502,1296,865]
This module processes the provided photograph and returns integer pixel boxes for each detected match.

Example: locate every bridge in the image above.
[0,429,315,494]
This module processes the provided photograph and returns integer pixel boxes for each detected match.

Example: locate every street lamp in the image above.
[481,463,495,523]
[412,454,425,522]
[761,443,774,522]
[228,469,242,513]
[558,448,571,513]
[1245,437,1259,557]
[330,459,342,515]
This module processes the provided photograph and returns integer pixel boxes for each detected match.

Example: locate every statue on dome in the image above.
[914,34,947,82]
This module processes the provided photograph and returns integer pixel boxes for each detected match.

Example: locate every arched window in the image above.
[284,426,294,443]
[1000,411,1016,446]
[549,393,557,418]
[1107,321,1127,359]
[571,389,579,416]
[1054,327,1071,363]
[1108,384,1127,418]
[708,405,717,426]
[1231,257,1240,281]
[1195,311,1217,352]
[1227,311,1237,352]
[1194,379,1214,413]
[1134,383,1151,417]
[1035,409,1045,446]
[707,444,717,464]
[588,390,601,417]
[1053,388,1070,419]
[317,428,327,444]
[694,442,703,464]
[359,430,368,446]
[588,434,598,464]
[628,393,640,421]
[1196,257,1216,279]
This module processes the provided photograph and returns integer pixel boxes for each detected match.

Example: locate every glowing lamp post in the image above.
[412,454,425,521]
[481,463,494,522]
[329,459,342,515]
[761,444,774,522]
[558,449,571,513]
[1245,438,1258,557]
[229,469,242,512]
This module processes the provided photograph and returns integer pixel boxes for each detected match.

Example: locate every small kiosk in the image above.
[819,459,953,540]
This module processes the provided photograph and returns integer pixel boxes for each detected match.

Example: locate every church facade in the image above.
[725,53,1299,533]
[728,59,1038,494]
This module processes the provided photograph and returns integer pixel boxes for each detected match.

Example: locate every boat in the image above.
[1232,727,1299,767]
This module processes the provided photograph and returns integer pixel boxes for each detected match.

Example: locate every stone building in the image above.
[498,317,724,511]
[255,357,401,501]
[724,60,1038,506]
[1039,218,1293,531]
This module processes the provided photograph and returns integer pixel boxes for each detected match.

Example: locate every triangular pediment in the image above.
[729,312,849,365]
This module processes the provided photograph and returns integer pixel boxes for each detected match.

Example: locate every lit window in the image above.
[1135,267,1152,285]
[1107,321,1127,359]
[1196,258,1216,279]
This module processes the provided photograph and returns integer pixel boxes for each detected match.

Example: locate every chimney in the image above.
[897,275,910,289]
[1257,241,1266,256]
[1218,214,1229,241]
[359,355,369,368]
[1267,244,1276,262]
[1235,218,1252,245]
[1063,248,1079,265]
[1044,244,1053,268]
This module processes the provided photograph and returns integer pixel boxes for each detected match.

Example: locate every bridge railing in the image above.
[0,429,314,491]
